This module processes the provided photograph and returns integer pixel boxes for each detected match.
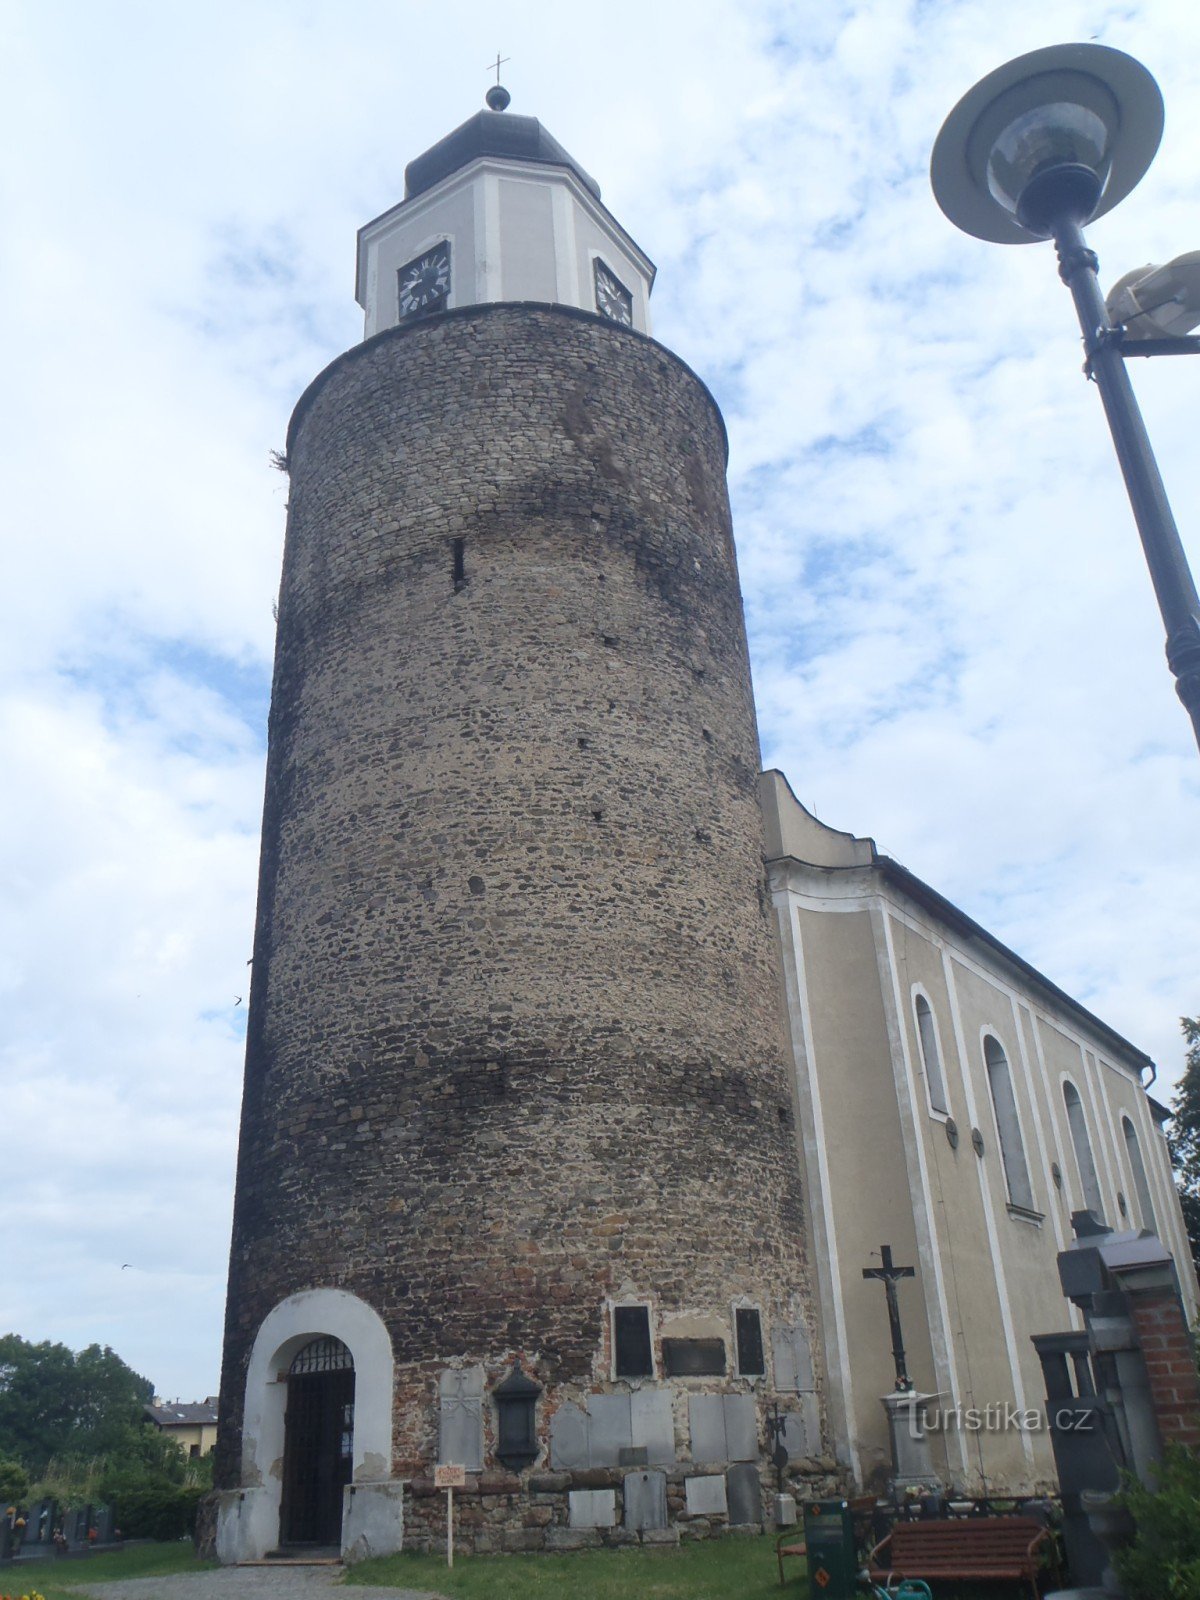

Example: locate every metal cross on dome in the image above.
[862,1244,916,1393]
[487,52,510,85]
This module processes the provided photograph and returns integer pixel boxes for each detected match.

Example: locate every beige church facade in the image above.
[761,768,1197,1495]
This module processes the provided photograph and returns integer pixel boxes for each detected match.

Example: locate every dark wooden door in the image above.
[280,1366,355,1546]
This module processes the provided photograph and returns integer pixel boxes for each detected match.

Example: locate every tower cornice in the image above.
[286,300,726,463]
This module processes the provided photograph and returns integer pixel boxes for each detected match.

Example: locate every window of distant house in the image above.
[1122,1115,1158,1235]
[914,994,949,1114]
[1064,1080,1105,1219]
[613,1304,654,1378]
[735,1307,766,1377]
[985,1035,1035,1212]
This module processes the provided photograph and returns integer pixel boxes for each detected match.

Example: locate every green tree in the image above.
[1170,1018,1200,1276]
[0,1335,153,1475]
[0,1455,29,1507]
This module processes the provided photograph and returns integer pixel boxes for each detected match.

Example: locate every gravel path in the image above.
[76,1568,450,1600]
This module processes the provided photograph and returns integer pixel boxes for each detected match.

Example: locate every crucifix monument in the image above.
[862,1244,941,1498]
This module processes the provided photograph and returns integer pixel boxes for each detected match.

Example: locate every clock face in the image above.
[398,242,452,320]
[594,260,634,327]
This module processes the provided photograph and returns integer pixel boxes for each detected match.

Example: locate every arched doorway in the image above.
[279,1336,355,1547]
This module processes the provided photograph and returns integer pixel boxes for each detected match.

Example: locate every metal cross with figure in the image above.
[862,1244,916,1392]
[487,52,510,85]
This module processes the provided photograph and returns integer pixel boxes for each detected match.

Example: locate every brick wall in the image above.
[1128,1289,1200,1451]
[215,304,817,1536]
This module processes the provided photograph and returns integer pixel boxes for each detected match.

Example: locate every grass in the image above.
[0,1541,213,1600]
[347,1533,801,1598]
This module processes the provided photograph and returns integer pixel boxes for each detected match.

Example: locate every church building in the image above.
[213,91,1194,1562]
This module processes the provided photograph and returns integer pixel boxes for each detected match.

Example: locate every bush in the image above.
[104,1481,207,1541]
[0,1454,29,1506]
[1116,1444,1200,1600]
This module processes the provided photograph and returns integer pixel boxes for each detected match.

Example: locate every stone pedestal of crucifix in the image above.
[863,1245,942,1497]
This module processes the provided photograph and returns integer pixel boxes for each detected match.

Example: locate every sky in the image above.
[1,0,1198,1404]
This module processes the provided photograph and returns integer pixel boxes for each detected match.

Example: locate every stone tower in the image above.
[215,94,819,1563]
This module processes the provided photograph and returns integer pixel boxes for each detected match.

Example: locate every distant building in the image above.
[145,1398,219,1459]
[761,768,1198,1493]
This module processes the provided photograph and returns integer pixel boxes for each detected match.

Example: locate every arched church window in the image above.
[1122,1115,1158,1234]
[914,995,949,1114]
[984,1035,1034,1211]
[290,1336,354,1374]
[1063,1081,1105,1218]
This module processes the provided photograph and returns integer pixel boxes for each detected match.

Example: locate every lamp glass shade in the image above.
[985,102,1112,214]
[931,44,1164,244]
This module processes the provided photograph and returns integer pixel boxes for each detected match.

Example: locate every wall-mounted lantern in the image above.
[493,1365,541,1472]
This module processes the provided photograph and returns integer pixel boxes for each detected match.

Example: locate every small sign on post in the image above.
[434,1464,466,1567]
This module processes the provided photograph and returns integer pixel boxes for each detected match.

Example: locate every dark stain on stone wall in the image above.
[215,305,813,1504]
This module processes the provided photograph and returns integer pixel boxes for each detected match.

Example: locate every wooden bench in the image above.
[776,1529,807,1585]
[867,1516,1051,1600]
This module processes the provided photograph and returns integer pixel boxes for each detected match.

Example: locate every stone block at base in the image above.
[215,1488,275,1564]
[342,1480,405,1563]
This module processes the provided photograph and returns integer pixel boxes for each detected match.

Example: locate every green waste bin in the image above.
[804,1499,858,1600]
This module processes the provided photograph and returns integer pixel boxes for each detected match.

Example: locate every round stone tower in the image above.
[215,97,819,1564]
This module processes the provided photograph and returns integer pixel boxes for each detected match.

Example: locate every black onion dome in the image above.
[404,109,601,201]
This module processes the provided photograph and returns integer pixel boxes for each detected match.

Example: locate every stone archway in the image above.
[216,1288,399,1564]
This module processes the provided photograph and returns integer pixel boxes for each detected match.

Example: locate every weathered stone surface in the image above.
[439,1367,484,1472]
[685,1475,728,1516]
[726,1463,762,1526]
[215,301,816,1540]
[631,1389,675,1465]
[588,1395,633,1466]
[528,1471,571,1493]
[773,1323,816,1394]
[569,1488,617,1528]
[624,1469,667,1532]
[547,1526,604,1550]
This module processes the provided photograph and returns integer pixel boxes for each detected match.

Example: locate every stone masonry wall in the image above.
[216,303,817,1535]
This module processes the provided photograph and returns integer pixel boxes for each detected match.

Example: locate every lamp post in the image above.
[931,43,1200,754]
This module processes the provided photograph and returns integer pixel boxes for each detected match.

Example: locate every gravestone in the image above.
[623,1469,667,1532]
[438,1366,484,1471]
[726,1463,762,1526]
[588,1394,633,1466]
[782,1399,821,1458]
[685,1474,728,1516]
[631,1389,674,1464]
[772,1322,816,1392]
[569,1489,616,1529]
[549,1401,589,1469]
[551,1391,675,1469]
[93,1505,116,1544]
[690,1393,757,1463]
[27,1499,55,1546]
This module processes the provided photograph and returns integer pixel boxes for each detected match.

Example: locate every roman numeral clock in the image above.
[398,242,452,320]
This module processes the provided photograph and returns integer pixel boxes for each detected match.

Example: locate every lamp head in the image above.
[931,44,1163,243]
[1106,252,1200,338]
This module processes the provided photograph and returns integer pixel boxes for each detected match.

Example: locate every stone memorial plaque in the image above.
[623,1468,667,1531]
[662,1337,726,1376]
[631,1388,674,1464]
[772,1322,815,1393]
[688,1394,727,1463]
[569,1488,616,1528]
[587,1393,633,1466]
[685,1473,728,1516]
[723,1393,757,1462]
[438,1366,484,1471]
[726,1462,762,1525]
[550,1401,589,1470]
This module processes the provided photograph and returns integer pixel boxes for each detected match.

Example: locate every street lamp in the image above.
[931,43,1200,754]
